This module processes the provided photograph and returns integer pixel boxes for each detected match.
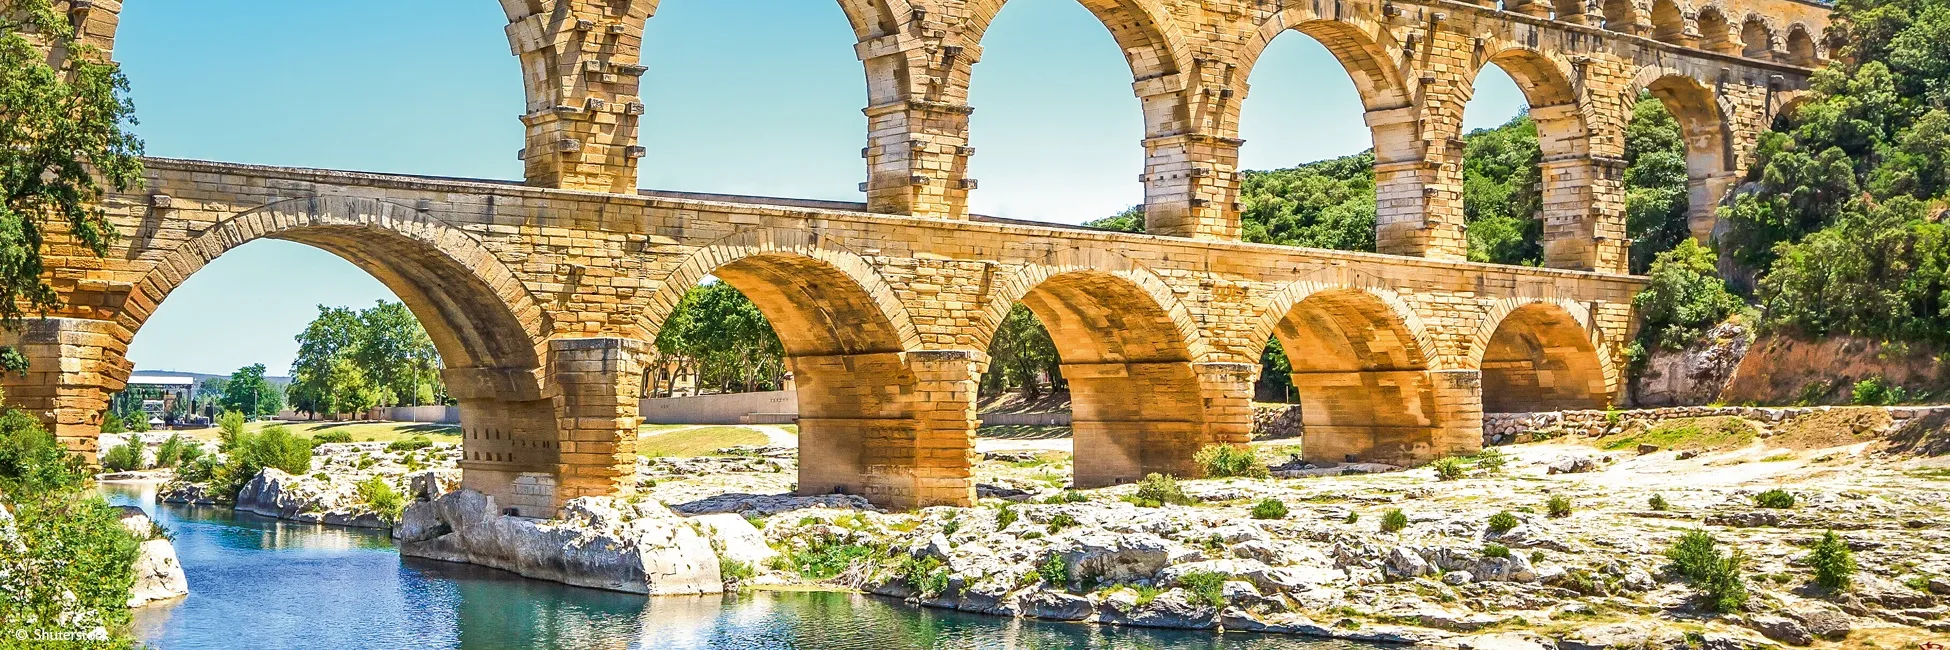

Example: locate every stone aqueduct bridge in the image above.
[9,0,1825,514]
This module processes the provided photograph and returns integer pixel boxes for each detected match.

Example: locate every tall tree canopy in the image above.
[0,0,143,368]
[653,281,786,394]
[220,363,284,417]
[288,301,444,417]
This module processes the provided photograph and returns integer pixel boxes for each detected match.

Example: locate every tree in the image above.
[1633,240,1744,353]
[219,363,283,417]
[1461,114,1544,265]
[980,304,1063,397]
[288,302,445,416]
[352,301,442,406]
[0,0,144,360]
[654,281,786,394]
[1623,96,1693,274]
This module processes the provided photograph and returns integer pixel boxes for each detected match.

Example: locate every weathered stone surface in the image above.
[398,489,722,595]
[115,507,188,607]
[1745,614,1812,646]
[689,513,777,567]
[234,468,387,529]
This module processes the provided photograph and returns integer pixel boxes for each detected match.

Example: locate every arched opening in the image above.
[1232,25,1392,251]
[1455,51,1582,267]
[981,269,1211,488]
[119,198,555,515]
[964,0,1165,223]
[1785,24,1819,66]
[1634,73,1732,246]
[650,249,934,503]
[1480,303,1611,412]
[636,3,866,199]
[1650,0,1689,43]
[1741,16,1775,60]
[1263,288,1469,466]
[1698,7,1735,54]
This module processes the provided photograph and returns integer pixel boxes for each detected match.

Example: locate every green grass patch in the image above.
[1598,416,1756,453]
[637,426,770,458]
[179,420,461,445]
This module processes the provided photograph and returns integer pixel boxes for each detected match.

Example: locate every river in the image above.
[102,483,1365,650]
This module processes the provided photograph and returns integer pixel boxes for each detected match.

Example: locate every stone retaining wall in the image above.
[1484,405,1950,446]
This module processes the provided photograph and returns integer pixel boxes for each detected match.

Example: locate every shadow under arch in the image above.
[1254,283,1479,466]
[1628,68,1736,241]
[121,195,563,514]
[644,228,957,505]
[1473,301,1614,412]
[979,254,1220,487]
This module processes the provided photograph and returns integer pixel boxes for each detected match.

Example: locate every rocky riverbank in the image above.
[141,410,1950,647]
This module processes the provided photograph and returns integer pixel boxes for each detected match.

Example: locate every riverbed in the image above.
[101,483,1361,649]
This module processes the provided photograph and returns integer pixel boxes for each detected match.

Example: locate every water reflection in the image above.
[100,484,1366,650]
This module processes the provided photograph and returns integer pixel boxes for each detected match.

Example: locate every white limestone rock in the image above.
[115,507,189,607]
[690,512,777,567]
[398,489,723,595]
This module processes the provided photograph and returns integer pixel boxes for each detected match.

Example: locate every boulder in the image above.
[234,468,387,529]
[1745,614,1811,646]
[1096,588,1217,629]
[1783,602,1852,640]
[1559,622,1657,649]
[1385,546,1431,579]
[115,507,188,607]
[1018,590,1092,621]
[1052,533,1181,588]
[408,469,458,501]
[1458,632,1558,650]
[399,489,723,595]
[690,513,778,567]
[1547,455,1601,474]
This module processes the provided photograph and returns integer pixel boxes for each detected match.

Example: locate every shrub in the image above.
[1850,376,1906,405]
[1344,511,1359,524]
[313,430,354,444]
[1753,489,1796,509]
[1430,456,1468,480]
[1649,494,1671,511]
[355,476,405,523]
[1380,508,1408,533]
[1665,530,1751,612]
[994,503,1018,529]
[1482,543,1512,559]
[1175,570,1230,608]
[1046,513,1078,532]
[1043,490,1088,504]
[898,554,949,596]
[1194,444,1267,479]
[101,438,146,472]
[785,534,877,580]
[1808,530,1856,590]
[1473,448,1508,473]
[1036,554,1069,588]
[100,412,125,434]
[0,409,142,642]
[1487,511,1520,534]
[1250,498,1289,520]
[1632,239,1742,352]
[1126,473,1194,508]
[387,435,434,452]
[154,434,201,469]
[721,559,755,582]
[212,425,314,501]
[217,410,247,452]
[1546,494,1574,518]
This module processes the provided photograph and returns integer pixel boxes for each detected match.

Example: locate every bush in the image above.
[1473,448,1508,473]
[1487,511,1520,534]
[1380,508,1408,533]
[313,430,355,444]
[154,434,201,469]
[1808,530,1856,591]
[1194,444,1268,479]
[217,410,246,452]
[898,554,949,597]
[785,534,877,580]
[212,425,314,501]
[721,559,755,582]
[1546,494,1574,518]
[355,476,405,523]
[1344,511,1359,524]
[1046,513,1078,533]
[1174,570,1229,608]
[1036,553,1070,588]
[387,435,433,452]
[1632,240,1743,352]
[1126,473,1194,508]
[1850,377,1906,405]
[994,503,1018,529]
[100,437,145,473]
[1665,530,1748,612]
[1649,494,1671,511]
[1753,489,1797,509]
[0,409,142,642]
[1430,456,1468,480]
[1482,543,1512,559]
[1250,498,1289,520]
[1043,490,1088,504]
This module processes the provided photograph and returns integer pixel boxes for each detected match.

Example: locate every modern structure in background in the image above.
[4,0,1826,516]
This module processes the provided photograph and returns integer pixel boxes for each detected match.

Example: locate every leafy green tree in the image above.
[1623,96,1693,273]
[219,363,283,417]
[352,301,442,406]
[289,302,444,416]
[0,0,143,352]
[654,281,786,394]
[1237,151,1378,251]
[1085,205,1145,233]
[1462,114,1544,265]
[980,304,1064,397]
[1633,240,1744,352]
[0,408,140,649]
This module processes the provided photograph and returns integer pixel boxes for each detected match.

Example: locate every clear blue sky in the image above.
[115,0,1524,376]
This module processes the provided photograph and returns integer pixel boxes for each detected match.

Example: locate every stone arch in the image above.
[1471,299,1616,412]
[1467,47,1594,268]
[642,227,947,504]
[1603,0,1648,34]
[1697,5,1735,53]
[976,249,1209,362]
[1649,0,1689,43]
[1629,67,1736,240]
[1241,9,1413,113]
[1250,281,1475,466]
[1740,13,1776,60]
[965,0,1188,84]
[978,251,1215,487]
[641,227,920,356]
[1785,23,1819,66]
[119,195,564,515]
[121,196,546,372]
